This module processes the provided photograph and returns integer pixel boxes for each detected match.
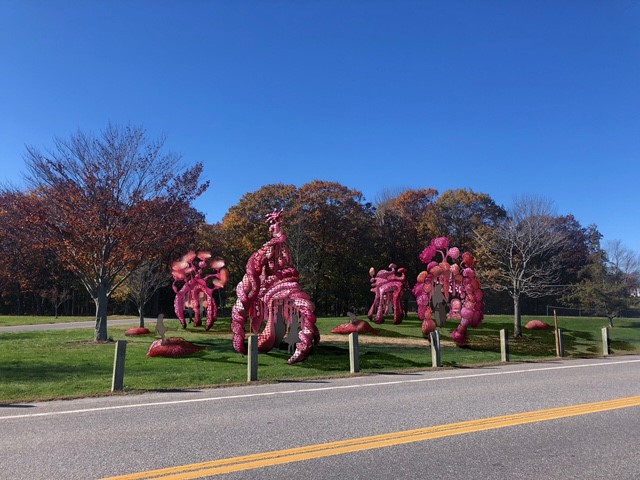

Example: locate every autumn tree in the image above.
[20,124,207,341]
[220,184,298,288]
[474,195,570,336]
[374,188,438,279]
[0,190,79,315]
[294,180,378,315]
[220,181,378,315]
[424,189,506,253]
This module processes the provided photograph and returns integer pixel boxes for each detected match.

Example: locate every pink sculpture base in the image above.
[525,320,552,330]
[147,338,206,357]
[331,319,380,335]
[125,327,151,336]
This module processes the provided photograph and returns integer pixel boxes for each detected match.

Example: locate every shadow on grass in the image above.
[619,322,640,329]
[360,351,423,371]
[610,340,637,352]
[0,362,111,383]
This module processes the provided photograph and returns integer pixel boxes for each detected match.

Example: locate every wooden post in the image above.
[553,309,562,357]
[349,332,360,373]
[500,328,510,362]
[602,327,610,356]
[430,330,441,367]
[247,334,258,382]
[111,340,127,392]
[556,328,564,358]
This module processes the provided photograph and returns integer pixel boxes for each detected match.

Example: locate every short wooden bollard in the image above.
[430,330,441,367]
[349,332,360,373]
[247,334,258,382]
[555,328,564,358]
[500,329,510,362]
[111,340,127,392]
[602,327,610,356]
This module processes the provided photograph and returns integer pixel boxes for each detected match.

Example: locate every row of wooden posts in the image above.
[111,327,613,390]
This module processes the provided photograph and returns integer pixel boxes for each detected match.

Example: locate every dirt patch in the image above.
[321,333,456,347]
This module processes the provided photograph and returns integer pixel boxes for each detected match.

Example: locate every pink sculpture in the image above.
[367,264,409,324]
[331,312,380,335]
[525,319,552,330]
[171,251,228,331]
[125,327,151,336]
[412,237,484,345]
[147,337,206,357]
[231,210,320,364]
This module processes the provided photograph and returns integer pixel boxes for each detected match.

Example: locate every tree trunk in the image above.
[94,283,109,341]
[138,304,145,328]
[513,295,522,337]
[608,316,614,328]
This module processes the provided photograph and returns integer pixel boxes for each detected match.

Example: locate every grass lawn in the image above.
[1,314,638,404]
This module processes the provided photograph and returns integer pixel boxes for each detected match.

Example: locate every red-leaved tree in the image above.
[18,124,207,341]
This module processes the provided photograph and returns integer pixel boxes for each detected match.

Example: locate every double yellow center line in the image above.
[103,395,640,480]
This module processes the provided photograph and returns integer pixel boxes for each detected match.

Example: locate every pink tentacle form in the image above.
[368,265,408,324]
[413,237,484,344]
[174,284,188,328]
[287,297,318,364]
[231,297,248,354]
[257,312,277,352]
[172,251,228,331]
[204,290,216,331]
[231,210,319,363]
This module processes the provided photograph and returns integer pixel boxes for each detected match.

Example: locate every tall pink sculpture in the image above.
[412,237,484,345]
[231,210,320,364]
[172,251,228,331]
[367,264,409,324]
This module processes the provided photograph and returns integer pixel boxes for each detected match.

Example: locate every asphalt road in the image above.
[1,356,639,480]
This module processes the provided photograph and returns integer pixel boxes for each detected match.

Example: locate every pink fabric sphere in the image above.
[433,237,450,249]
[420,245,437,263]
[452,329,467,344]
[525,320,552,330]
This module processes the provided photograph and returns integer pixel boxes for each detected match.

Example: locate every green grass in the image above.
[1,315,638,404]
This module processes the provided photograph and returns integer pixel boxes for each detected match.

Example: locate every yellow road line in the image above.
[102,395,640,480]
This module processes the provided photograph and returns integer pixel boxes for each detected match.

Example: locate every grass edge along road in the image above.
[1,314,639,403]
[101,395,640,480]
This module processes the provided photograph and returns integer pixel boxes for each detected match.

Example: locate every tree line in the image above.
[1,125,638,340]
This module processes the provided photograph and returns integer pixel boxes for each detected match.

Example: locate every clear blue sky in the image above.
[1,1,639,254]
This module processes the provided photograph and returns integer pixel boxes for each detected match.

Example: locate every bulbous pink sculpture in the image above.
[412,237,484,345]
[172,251,228,331]
[367,264,409,324]
[231,210,320,364]
[147,338,206,357]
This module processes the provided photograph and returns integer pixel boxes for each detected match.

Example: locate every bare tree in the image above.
[563,240,637,328]
[475,195,569,336]
[21,124,207,341]
[119,259,171,328]
[606,240,640,289]
[39,285,72,318]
